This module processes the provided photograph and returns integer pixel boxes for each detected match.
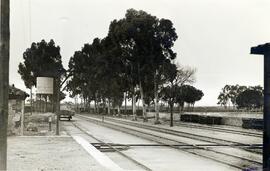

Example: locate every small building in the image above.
[8,84,28,135]
[9,84,28,112]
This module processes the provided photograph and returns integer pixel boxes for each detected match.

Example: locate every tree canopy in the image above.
[217,84,263,110]
[66,9,203,123]
[18,39,65,88]
[236,89,263,109]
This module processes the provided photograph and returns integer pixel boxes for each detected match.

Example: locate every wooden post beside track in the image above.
[251,43,270,170]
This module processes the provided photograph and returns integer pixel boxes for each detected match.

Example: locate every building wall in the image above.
[8,99,22,135]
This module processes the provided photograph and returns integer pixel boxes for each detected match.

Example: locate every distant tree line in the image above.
[217,85,263,110]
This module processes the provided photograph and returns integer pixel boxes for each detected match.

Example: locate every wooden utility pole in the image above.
[0,0,10,170]
[251,43,270,170]
[54,78,60,135]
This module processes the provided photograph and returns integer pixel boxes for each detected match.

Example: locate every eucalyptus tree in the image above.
[160,64,196,127]
[249,85,263,94]
[67,35,126,114]
[217,85,231,108]
[95,36,125,115]
[67,50,89,109]
[18,39,65,84]
[108,18,138,118]
[229,85,247,108]
[160,62,177,127]
[108,9,178,122]
[85,38,105,112]
[236,89,263,110]
[217,85,248,109]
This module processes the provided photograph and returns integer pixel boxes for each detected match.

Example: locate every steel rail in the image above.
[71,121,152,171]
[104,114,262,137]
[76,115,262,170]
[173,121,262,137]
[95,115,262,154]
[91,142,262,148]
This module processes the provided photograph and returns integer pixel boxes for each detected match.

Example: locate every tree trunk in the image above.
[178,104,181,121]
[83,98,86,111]
[41,95,44,112]
[74,96,78,113]
[154,71,160,124]
[45,95,47,112]
[76,96,79,113]
[88,99,91,112]
[108,99,111,115]
[124,92,127,115]
[170,103,174,127]
[42,95,44,112]
[132,87,137,120]
[139,80,147,122]
[117,106,120,115]
[94,100,97,114]
[95,92,98,114]
[137,63,147,121]
[97,101,100,114]
[102,98,106,114]
[30,87,33,114]
[80,96,83,112]
[40,94,42,113]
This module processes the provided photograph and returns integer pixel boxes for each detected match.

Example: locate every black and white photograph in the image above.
[0,0,270,170]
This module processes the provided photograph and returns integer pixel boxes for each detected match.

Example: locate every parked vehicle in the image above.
[58,110,75,121]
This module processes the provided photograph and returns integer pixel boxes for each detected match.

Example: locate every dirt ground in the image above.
[7,112,109,171]
[22,112,57,136]
[7,136,109,171]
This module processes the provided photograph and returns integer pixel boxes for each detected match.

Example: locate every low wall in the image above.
[242,118,263,130]
[147,112,263,130]
[180,113,263,130]
[180,114,222,125]
[221,117,243,127]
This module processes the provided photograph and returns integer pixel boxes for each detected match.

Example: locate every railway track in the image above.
[76,114,262,170]
[70,121,153,171]
[120,114,262,138]
[82,114,262,153]
[172,121,262,138]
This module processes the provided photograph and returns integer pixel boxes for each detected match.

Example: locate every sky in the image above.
[9,0,270,106]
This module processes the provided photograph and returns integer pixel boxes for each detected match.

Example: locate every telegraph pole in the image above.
[56,78,60,135]
[0,0,10,170]
[53,78,60,135]
[251,43,270,170]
